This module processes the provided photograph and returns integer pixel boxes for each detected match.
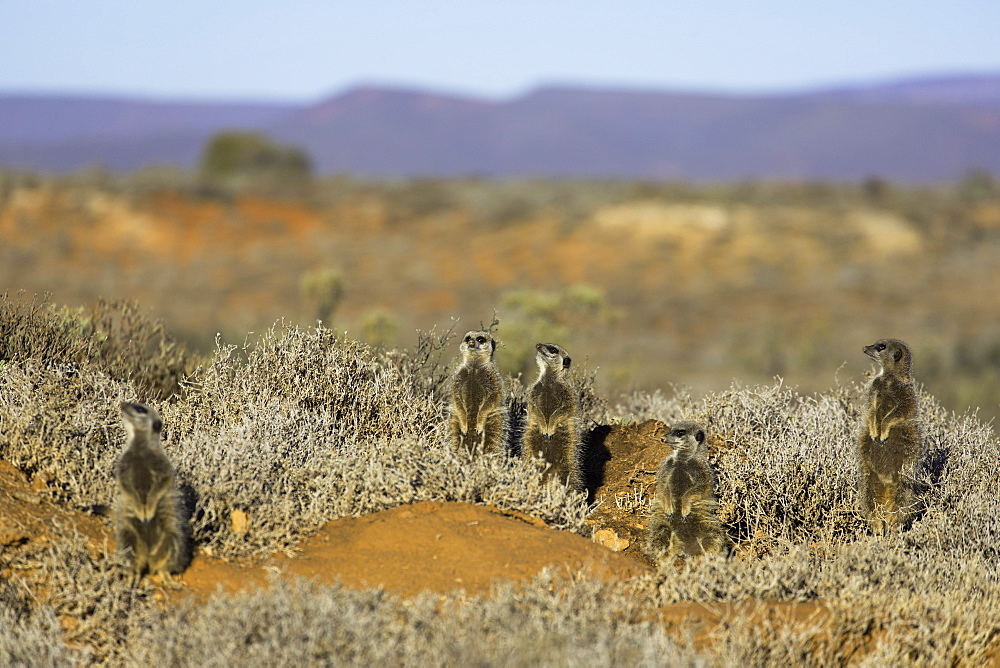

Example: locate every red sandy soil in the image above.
[177,501,648,601]
[0,423,840,650]
[0,423,674,601]
[0,461,111,557]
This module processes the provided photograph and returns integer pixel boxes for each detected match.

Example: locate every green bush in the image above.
[198,131,312,189]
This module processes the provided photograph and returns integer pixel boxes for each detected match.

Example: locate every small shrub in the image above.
[0,292,195,401]
[128,574,696,666]
[497,285,614,378]
[199,131,312,189]
[359,307,401,349]
[0,581,82,666]
[300,268,345,324]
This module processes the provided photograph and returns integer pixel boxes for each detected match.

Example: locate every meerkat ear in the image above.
[490,338,497,354]
[894,348,903,362]
[562,356,571,369]
[151,416,163,434]
[695,429,705,444]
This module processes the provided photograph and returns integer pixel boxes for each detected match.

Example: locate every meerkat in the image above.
[115,401,186,589]
[857,338,922,535]
[645,421,728,564]
[523,342,582,490]
[450,330,506,455]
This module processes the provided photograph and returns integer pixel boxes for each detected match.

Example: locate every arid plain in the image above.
[2,173,1000,663]
[2,173,999,420]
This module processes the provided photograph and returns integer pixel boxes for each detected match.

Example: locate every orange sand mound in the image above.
[178,501,650,601]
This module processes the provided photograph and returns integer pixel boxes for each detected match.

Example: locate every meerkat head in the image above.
[664,420,707,459]
[535,342,571,377]
[460,330,496,362]
[863,338,912,379]
[120,401,163,441]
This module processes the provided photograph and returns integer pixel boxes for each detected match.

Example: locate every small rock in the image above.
[11,490,41,504]
[593,528,630,552]
[31,474,50,493]
[231,509,249,535]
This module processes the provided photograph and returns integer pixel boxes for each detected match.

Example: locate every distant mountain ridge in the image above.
[0,94,296,145]
[812,73,1000,104]
[1,73,999,181]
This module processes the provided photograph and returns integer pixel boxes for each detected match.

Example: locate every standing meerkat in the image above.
[115,401,187,589]
[857,338,922,535]
[645,421,728,564]
[450,330,506,455]
[523,342,582,490]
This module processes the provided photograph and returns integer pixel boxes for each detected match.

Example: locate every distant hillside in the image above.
[815,73,1000,105]
[1,74,999,181]
[0,94,295,145]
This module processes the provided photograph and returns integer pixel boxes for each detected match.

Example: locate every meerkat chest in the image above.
[869,375,913,404]
[118,448,169,495]
[529,378,573,417]
[872,374,896,389]
[867,370,887,392]
[868,375,894,403]
[667,460,700,491]
[455,363,499,394]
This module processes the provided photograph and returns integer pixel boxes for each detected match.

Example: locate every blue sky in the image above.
[2,1,999,101]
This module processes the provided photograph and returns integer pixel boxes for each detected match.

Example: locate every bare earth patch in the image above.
[178,500,650,601]
[0,425,876,657]
[584,419,732,566]
[584,419,669,567]
[2,431,653,602]
[0,461,109,559]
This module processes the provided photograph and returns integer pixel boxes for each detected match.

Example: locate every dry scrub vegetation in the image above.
[2,296,1000,664]
[3,170,1000,425]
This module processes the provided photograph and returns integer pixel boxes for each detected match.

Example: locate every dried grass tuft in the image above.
[2,293,999,663]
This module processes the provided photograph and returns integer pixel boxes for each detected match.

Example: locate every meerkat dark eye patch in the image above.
[133,404,147,414]
[673,429,686,437]
[546,345,558,354]
[477,336,487,344]
[876,343,886,351]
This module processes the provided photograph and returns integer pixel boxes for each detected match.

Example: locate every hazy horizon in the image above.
[3,2,999,102]
[2,68,999,107]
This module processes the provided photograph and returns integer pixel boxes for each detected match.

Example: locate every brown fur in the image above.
[116,401,187,588]
[857,338,922,535]
[524,343,582,490]
[645,421,729,564]
[449,331,506,455]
